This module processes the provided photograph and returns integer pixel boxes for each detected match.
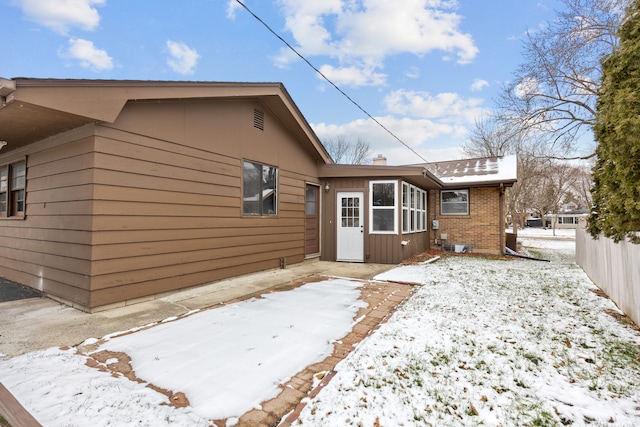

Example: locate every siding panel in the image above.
[0,134,94,307]
[84,99,316,308]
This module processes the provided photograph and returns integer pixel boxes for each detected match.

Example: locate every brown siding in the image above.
[321,177,430,264]
[1,98,322,310]
[432,187,503,254]
[0,129,95,307]
[83,99,319,308]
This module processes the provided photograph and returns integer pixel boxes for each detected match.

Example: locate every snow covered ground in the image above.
[1,229,639,426]
[516,226,577,239]
[298,232,640,426]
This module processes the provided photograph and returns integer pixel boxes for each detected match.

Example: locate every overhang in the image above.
[318,163,443,189]
[0,78,333,163]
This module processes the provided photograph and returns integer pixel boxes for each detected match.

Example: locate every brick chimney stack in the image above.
[373,154,387,165]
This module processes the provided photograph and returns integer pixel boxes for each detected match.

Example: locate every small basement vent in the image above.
[253,109,264,131]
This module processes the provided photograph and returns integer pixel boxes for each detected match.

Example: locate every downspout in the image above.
[499,183,505,255]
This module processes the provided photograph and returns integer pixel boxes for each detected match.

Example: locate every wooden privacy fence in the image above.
[576,227,640,325]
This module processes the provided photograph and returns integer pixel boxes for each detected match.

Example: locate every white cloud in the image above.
[20,0,105,34]
[272,0,478,87]
[514,76,539,98]
[318,64,386,87]
[226,0,242,19]
[312,86,489,164]
[384,89,487,123]
[405,66,420,79]
[470,78,489,91]
[313,114,469,165]
[64,38,113,71]
[166,41,200,75]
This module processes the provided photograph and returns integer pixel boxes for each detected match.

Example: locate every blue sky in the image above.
[3,0,566,164]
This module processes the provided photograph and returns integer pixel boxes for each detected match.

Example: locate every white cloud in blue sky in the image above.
[471,79,489,92]
[64,38,113,71]
[20,0,105,34]
[6,0,566,164]
[273,0,478,88]
[166,41,200,75]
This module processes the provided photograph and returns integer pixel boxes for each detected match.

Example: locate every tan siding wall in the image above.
[432,187,503,254]
[85,99,319,308]
[0,129,95,307]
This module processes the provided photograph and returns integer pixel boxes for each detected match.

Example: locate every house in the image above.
[0,78,517,311]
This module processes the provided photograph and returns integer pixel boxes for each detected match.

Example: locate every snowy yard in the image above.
[1,228,640,426]
[299,230,640,426]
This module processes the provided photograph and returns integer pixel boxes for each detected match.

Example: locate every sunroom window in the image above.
[402,182,427,233]
[370,181,397,234]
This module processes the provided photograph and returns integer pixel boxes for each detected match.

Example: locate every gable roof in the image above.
[422,155,518,187]
[0,78,332,163]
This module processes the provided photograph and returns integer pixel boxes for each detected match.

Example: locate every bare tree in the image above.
[463,116,551,233]
[498,0,627,158]
[567,163,594,209]
[324,136,372,164]
[463,116,524,158]
[527,160,577,234]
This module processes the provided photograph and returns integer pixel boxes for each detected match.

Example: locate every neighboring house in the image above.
[545,210,590,229]
[0,78,517,311]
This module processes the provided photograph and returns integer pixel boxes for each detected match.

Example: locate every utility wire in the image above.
[234,0,428,163]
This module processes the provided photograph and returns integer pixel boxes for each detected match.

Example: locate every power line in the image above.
[234,0,428,163]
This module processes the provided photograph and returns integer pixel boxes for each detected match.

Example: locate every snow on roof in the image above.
[425,154,517,186]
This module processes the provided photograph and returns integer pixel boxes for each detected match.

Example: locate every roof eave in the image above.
[318,164,443,189]
[440,179,517,188]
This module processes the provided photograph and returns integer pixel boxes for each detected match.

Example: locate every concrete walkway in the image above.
[0,260,418,427]
[0,260,393,357]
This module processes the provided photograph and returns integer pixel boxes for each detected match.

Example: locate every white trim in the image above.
[402,181,427,233]
[369,180,398,235]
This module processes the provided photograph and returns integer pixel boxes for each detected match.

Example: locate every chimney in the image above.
[373,154,387,166]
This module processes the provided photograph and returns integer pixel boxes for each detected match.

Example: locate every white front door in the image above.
[336,191,364,262]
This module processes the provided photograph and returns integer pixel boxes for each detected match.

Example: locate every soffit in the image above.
[0,79,333,163]
[0,101,95,151]
[318,164,442,189]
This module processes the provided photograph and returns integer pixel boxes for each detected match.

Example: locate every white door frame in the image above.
[336,191,364,262]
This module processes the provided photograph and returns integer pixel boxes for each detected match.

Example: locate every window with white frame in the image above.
[402,182,427,233]
[441,189,469,215]
[370,181,397,233]
[243,160,278,215]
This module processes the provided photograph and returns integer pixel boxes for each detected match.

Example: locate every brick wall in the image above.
[431,187,504,255]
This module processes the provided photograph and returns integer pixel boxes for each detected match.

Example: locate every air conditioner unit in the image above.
[443,243,473,253]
